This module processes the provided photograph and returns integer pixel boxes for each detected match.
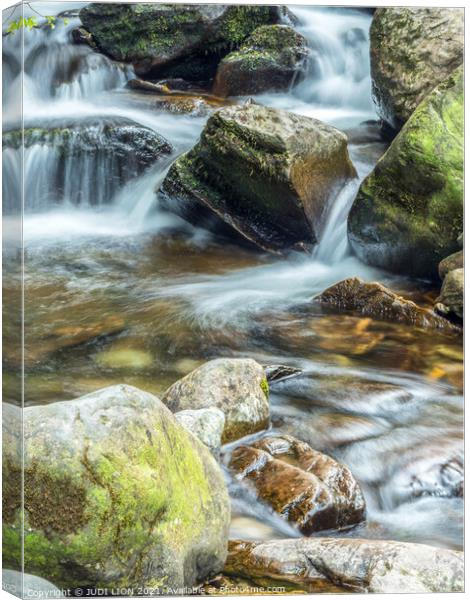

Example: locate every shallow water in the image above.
[2,4,463,553]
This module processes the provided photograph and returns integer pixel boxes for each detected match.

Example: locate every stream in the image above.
[2,3,463,555]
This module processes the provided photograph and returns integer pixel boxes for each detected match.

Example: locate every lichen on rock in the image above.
[2,386,230,591]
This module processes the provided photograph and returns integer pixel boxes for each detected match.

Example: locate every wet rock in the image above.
[438,251,463,279]
[79,4,281,80]
[370,8,463,130]
[435,268,463,320]
[175,407,225,455]
[2,386,230,590]
[348,67,463,278]
[227,435,365,534]
[162,358,270,443]
[3,117,172,209]
[225,538,464,593]
[71,26,97,49]
[316,277,459,331]
[265,364,302,383]
[3,117,172,164]
[213,25,308,97]
[160,104,356,254]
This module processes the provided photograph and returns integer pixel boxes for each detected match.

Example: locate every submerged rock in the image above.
[213,25,308,97]
[226,538,464,593]
[316,277,459,331]
[348,67,463,278]
[162,358,269,443]
[227,435,365,534]
[2,386,230,590]
[79,3,281,79]
[175,407,225,455]
[370,8,463,130]
[435,268,464,320]
[160,104,356,253]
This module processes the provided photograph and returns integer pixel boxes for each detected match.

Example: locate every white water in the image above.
[4,4,381,315]
[2,5,463,552]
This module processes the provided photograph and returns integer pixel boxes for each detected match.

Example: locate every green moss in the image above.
[349,66,463,278]
[260,377,269,399]
[4,396,228,589]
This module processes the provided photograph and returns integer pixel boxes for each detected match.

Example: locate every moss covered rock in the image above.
[160,103,356,254]
[213,25,308,97]
[370,8,463,130]
[348,67,463,278]
[162,358,269,443]
[79,3,281,80]
[2,386,230,591]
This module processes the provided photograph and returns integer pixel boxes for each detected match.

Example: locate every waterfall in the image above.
[2,12,132,108]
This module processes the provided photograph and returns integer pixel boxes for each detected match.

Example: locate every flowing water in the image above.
[2,4,463,554]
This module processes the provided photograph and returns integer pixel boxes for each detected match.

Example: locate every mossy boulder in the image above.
[160,103,356,254]
[2,386,230,591]
[213,25,308,97]
[79,3,282,80]
[370,8,463,130]
[162,358,269,443]
[348,67,463,278]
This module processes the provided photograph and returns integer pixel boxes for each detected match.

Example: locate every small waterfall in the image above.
[2,119,172,212]
[2,13,132,110]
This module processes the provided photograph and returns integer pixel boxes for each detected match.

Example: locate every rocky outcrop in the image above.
[370,8,463,130]
[2,387,230,590]
[316,277,460,331]
[225,538,464,593]
[227,435,365,534]
[79,3,281,80]
[435,268,463,320]
[213,25,308,97]
[175,407,225,455]
[160,104,356,254]
[348,67,463,278]
[162,358,270,443]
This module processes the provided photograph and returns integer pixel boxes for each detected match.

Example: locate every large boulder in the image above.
[160,104,356,254]
[2,386,230,591]
[162,358,269,443]
[79,3,281,79]
[435,268,464,320]
[227,435,365,534]
[316,277,460,332]
[348,67,463,278]
[213,25,308,97]
[225,538,464,593]
[370,8,463,130]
